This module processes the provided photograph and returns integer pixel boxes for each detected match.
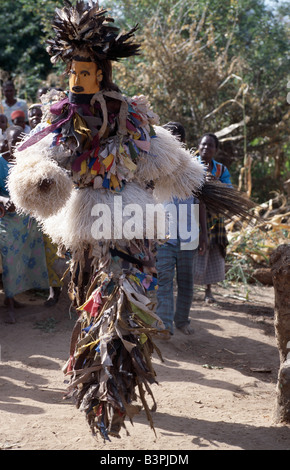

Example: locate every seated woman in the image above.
[0,126,49,323]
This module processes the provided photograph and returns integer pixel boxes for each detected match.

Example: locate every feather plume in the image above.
[46,0,140,65]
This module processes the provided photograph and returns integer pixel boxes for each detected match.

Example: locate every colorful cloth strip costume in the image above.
[8,1,255,440]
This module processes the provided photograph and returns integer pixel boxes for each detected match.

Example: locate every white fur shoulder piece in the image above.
[7,136,73,219]
[136,125,205,202]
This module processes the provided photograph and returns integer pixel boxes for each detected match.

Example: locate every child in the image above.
[11,110,30,133]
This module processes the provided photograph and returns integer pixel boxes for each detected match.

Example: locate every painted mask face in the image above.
[69,60,102,95]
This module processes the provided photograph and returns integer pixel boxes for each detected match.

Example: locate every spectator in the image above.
[37,86,50,101]
[28,104,43,130]
[0,125,49,323]
[11,110,30,134]
[155,122,207,337]
[0,138,9,158]
[1,81,28,125]
[0,114,8,136]
[43,235,63,307]
[195,133,232,303]
[0,114,9,157]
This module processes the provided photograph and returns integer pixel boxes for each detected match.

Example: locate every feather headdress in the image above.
[46,0,140,65]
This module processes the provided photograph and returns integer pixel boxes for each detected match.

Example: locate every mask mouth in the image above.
[69,92,94,104]
[72,86,84,93]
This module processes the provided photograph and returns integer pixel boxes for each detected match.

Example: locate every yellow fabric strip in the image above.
[80,160,87,175]
[102,153,114,169]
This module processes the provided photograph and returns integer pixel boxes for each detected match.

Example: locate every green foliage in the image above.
[0,0,62,100]
[105,0,289,202]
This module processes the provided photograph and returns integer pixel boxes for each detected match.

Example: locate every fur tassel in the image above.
[8,154,73,219]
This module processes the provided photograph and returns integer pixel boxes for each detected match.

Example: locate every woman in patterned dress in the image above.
[0,126,49,323]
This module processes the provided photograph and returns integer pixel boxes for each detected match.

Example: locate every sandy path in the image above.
[0,283,289,450]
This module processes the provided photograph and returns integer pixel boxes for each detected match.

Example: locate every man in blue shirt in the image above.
[156,123,207,337]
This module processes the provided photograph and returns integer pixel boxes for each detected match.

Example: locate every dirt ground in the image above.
[0,281,289,451]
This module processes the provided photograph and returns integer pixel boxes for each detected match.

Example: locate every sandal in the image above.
[204,294,215,304]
